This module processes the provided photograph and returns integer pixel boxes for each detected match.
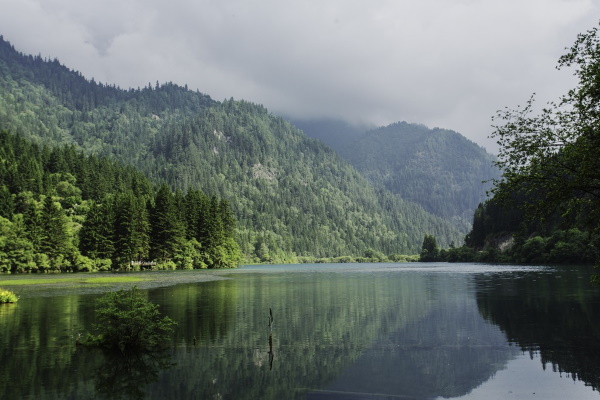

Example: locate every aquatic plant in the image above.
[84,286,176,352]
[0,288,18,303]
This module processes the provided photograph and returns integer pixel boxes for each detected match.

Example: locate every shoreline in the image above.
[0,269,232,299]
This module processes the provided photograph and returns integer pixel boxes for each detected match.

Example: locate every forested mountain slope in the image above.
[0,36,463,259]
[337,122,500,224]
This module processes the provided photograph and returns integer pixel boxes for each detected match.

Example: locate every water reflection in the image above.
[316,273,517,399]
[93,349,173,400]
[475,266,600,392]
[0,264,599,399]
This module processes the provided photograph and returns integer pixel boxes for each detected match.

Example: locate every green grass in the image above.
[0,288,18,303]
[0,276,149,287]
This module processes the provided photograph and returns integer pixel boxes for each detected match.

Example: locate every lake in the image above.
[1,262,599,399]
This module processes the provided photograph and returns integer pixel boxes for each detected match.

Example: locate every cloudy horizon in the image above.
[1,0,598,151]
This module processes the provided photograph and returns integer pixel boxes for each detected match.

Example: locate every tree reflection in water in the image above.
[476,268,600,391]
[93,348,173,400]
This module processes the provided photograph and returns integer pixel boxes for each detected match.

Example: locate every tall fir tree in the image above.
[79,199,114,260]
[113,192,151,266]
[150,184,185,262]
[40,195,70,263]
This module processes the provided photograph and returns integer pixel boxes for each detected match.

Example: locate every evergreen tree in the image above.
[183,189,208,241]
[21,195,44,252]
[79,199,116,260]
[420,234,440,262]
[113,192,151,267]
[40,195,71,265]
[150,184,185,262]
[0,185,13,219]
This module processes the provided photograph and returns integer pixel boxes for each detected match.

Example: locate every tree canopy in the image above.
[490,22,600,230]
[0,130,241,272]
[452,22,600,267]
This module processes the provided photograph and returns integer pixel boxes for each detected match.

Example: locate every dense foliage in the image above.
[0,130,241,272]
[0,288,18,303]
[419,234,440,262]
[452,196,600,265]
[84,287,176,352]
[452,22,600,265]
[0,35,465,259]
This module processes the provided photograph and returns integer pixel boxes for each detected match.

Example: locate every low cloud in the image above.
[1,0,598,151]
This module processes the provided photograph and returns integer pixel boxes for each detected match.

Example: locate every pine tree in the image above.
[420,234,440,262]
[113,192,150,266]
[40,195,70,263]
[0,185,14,219]
[79,197,116,260]
[150,184,185,262]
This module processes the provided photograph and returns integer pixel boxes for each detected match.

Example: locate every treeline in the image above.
[419,197,599,264]
[444,200,600,264]
[0,35,214,114]
[0,130,241,273]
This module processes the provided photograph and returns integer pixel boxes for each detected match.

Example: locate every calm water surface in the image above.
[1,263,599,399]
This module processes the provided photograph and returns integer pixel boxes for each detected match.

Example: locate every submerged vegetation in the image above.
[297,253,420,264]
[0,276,150,286]
[83,287,176,352]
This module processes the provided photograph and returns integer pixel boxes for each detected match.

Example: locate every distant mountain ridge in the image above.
[0,35,464,259]
[297,119,499,225]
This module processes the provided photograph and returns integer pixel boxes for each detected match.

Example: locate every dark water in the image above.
[1,263,599,399]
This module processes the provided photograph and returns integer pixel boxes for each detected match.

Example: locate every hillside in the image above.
[336,122,500,225]
[0,36,464,259]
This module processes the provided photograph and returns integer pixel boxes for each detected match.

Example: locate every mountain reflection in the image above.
[1,265,599,399]
[318,274,517,399]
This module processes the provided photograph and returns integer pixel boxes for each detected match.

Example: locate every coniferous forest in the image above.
[0,35,474,266]
[0,130,241,272]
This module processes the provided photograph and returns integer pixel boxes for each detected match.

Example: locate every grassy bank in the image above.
[0,276,150,287]
[0,270,229,299]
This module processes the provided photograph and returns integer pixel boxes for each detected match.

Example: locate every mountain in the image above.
[292,119,499,229]
[0,35,464,260]
[337,122,499,225]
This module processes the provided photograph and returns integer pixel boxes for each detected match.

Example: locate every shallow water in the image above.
[1,263,599,399]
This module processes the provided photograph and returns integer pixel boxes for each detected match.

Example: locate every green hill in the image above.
[0,35,464,260]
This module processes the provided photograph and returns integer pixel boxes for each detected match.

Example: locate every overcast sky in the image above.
[0,0,598,151]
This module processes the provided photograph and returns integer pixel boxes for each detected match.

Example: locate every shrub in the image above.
[84,286,176,352]
[93,258,113,271]
[0,288,18,303]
